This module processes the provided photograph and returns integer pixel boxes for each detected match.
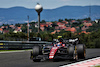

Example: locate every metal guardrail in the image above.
[0,41,52,50]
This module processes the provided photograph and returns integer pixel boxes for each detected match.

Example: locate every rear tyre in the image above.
[68,46,74,57]
[77,44,86,59]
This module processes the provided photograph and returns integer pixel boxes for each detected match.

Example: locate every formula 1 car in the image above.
[30,38,86,62]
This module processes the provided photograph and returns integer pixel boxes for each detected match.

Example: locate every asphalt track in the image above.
[0,49,100,67]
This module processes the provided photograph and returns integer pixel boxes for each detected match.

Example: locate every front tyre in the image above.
[69,46,79,61]
[32,46,42,62]
[32,46,42,56]
[68,46,74,57]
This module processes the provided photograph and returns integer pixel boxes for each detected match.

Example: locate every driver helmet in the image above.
[58,36,63,42]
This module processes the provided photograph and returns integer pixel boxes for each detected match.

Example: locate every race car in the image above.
[30,37,86,62]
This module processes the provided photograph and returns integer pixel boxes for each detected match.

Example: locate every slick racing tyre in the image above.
[68,46,74,57]
[77,44,86,59]
[32,46,42,62]
[32,46,42,56]
[69,46,78,61]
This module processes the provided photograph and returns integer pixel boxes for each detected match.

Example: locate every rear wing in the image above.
[53,38,79,44]
[63,38,79,45]
[69,38,78,42]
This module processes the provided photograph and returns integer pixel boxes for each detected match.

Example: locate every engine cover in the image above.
[49,47,59,59]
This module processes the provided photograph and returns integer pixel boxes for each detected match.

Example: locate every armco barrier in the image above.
[0,41,52,50]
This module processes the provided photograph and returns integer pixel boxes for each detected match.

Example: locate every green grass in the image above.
[95,65,100,67]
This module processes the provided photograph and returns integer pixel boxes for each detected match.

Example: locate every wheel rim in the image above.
[84,50,86,57]
[73,51,78,60]
[76,54,78,60]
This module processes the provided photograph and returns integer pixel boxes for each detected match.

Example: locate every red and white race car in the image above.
[30,38,86,62]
